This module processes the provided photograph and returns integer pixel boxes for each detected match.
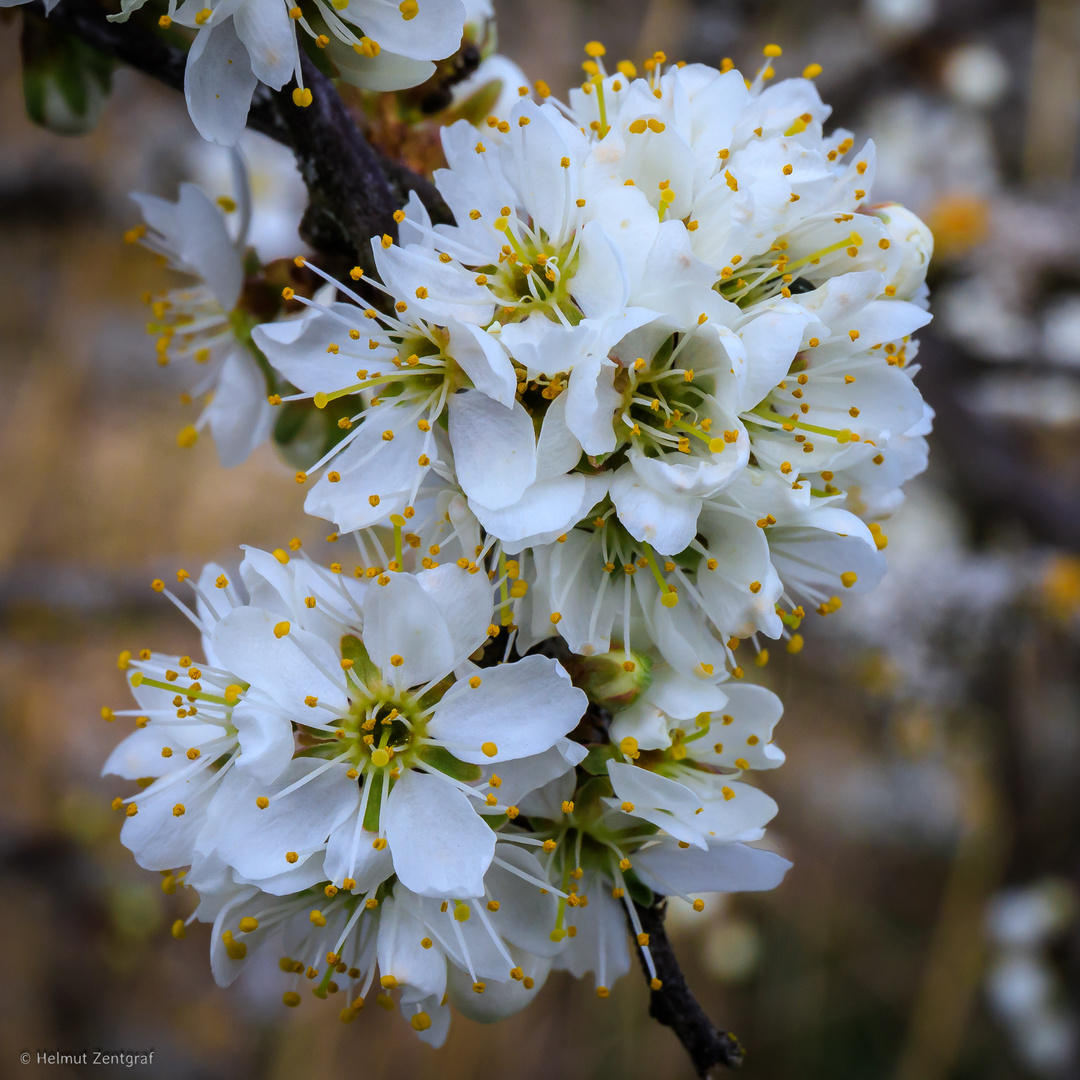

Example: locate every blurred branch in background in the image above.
[1024,0,1080,183]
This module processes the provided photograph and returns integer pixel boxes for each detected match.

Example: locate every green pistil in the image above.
[313,368,436,409]
[748,405,853,443]
[131,674,239,706]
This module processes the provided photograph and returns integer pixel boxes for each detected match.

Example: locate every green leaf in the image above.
[20,12,114,136]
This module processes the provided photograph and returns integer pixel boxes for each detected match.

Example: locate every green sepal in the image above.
[570,775,614,823]
[581,745,617,776]
[623,869,654,910]
[363,770,384,833]
[340,634,380,685]
[272,395,361,469]
[417,745,482,783]
[20,12,114,135]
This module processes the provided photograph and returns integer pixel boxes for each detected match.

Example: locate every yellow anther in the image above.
[410,1011,431,1030]
[176,424,199,449]
[621,801,635,813]
[619,736,639,759]
[285,851,299,863]
[273,621,290,639]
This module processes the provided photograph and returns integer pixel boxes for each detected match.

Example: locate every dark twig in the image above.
[277,53,397,261]
[630,900,745,1075]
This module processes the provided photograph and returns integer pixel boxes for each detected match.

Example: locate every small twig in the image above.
[278,53,397,261]
[630,900,745,1075]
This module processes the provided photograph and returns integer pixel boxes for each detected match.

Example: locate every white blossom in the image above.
[129,173,276,465]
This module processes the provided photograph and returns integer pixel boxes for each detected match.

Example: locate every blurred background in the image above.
[2,0,1080,1076]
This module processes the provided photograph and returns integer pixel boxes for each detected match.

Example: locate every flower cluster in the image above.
[252,43,933,680]
[105,547,788,1041]
[103,39,932,1046]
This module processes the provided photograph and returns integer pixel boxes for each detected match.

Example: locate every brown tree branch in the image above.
[630,899,746,1075]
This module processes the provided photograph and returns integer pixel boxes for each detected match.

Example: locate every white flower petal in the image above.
[384,770,496,897]
[737,309,812,413]
[572,219,631,319]
[230,704,296,785]
[470,474,604,554]
[233,0,295,88]
[201,347,274,466]
[448,390,537,510]
[447,320,517,405]
[253,303,389,392]
[377,894,448,1002]
[324,816,395,892]
[346,0,465,60]
[363,570,458,688]
[211,606,349,713]
[184,20,259,147]
[120,775,216,870]
[635,839,792,896]
[414,561,493,659]
[304,414,429,532]
[610,463,702,555]
[552,869,631,988]
[428,655,586,763]
[447,954,551,1021]
[207,759,359,882]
